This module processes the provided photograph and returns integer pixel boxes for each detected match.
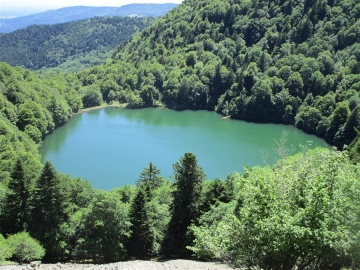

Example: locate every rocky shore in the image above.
[0,259,233,270]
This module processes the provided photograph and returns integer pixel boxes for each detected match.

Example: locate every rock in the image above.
[30,261,41,268]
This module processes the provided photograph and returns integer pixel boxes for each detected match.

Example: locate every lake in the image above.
[40,107,328,189]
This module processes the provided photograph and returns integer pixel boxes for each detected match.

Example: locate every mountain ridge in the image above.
[0,4,178,33]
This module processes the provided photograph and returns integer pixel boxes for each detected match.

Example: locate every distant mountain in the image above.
[0,16,155,70]
[0,4,178,33]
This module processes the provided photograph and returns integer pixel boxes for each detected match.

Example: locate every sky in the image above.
[0,0,183,18]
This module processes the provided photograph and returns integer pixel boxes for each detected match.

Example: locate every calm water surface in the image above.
[40,107,328,189]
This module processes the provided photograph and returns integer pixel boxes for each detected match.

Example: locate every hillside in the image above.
[0,17,155,70]
[0,4,178,33]
[72,0,360,151]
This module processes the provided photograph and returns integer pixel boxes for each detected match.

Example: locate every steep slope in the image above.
[0,4,178,33]
[0,62,80,182]
[0,17,155,70]
[75,0,360,149]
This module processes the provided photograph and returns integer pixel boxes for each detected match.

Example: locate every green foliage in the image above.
[0,234,11,261]
[30,161,69,261]
[348,131,360,163]
[65,0,359,153]
[77,191,130,262]
[190,148,360,269]
[147,181,172,255]
[200,176,235,214]
[1,159,31,236]
[6,232,45,264]
[18,100,54,140]
[128,187,154,259]
[65,89,83,113]
[136,162,163,190]
[0,17,155,70]
[163,152,205,255]
[80,85,103,108]
[0,62,77,148]
[0,116,41,183]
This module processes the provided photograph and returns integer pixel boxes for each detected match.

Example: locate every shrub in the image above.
[0,234,11,261]
[7,232,45,264]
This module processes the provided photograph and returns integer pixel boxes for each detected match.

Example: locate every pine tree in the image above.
[136,162,162,190]
[1,159,31,236]
[128,187,154,258]
[30,161,69,261]
[163,152,205,255]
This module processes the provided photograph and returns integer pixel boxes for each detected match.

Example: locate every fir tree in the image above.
[128,187,154,258]
[163,152,205,255]
[30,161,69,261]
[1,159,31,235]
[136,162,162,190]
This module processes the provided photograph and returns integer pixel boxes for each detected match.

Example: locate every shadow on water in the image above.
[40,113,83,159]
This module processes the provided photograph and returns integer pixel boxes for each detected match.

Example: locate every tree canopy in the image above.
[0,17,155,71]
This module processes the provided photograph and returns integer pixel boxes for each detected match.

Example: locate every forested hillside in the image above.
[0,17,155,70]
[0,4,178,33]
[72,0,360,151]
[0,63,76,177]
[0,0,359,268]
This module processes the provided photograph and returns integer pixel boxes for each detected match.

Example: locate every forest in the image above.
[0,0,359,268]
[61,0,360,156]
[0,17,155,70]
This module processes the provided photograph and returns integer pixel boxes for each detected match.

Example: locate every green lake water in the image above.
[40,107,328,189]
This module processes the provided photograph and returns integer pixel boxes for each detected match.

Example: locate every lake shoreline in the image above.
[74,102,128,115]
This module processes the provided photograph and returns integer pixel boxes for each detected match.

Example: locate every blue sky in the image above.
[1,0,183,18]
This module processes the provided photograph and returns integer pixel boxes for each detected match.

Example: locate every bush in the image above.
[0,234,11,261]
[189,148,360,269]
[7,232,45,264]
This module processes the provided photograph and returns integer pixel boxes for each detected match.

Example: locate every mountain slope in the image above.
[75,0,360,150]
[0,4,178,33]
[0,17,155,70]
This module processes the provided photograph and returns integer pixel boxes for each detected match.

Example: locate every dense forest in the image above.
[70,0,360,152]
[0,0,359,268]
[0,17,155,70]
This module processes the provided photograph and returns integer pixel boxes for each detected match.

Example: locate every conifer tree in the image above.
[1,159,31,235]
[128,187,154,258]
[163,152,205,255]
[30,161,69,261]
[136,162,162,190]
